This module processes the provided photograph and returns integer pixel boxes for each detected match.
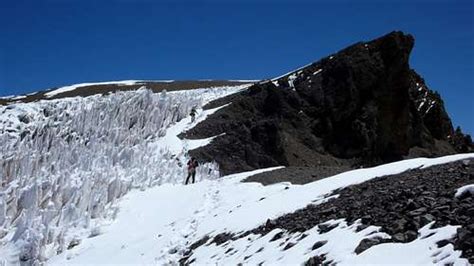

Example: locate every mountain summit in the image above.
[184,31,473,175]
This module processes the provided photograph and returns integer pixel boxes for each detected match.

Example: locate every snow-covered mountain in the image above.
[1,31,473,265]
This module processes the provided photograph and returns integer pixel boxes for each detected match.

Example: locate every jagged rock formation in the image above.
[184,31,473,175]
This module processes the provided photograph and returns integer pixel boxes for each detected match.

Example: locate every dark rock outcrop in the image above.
[184,31,473,175]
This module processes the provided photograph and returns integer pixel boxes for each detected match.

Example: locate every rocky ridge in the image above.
[184,31,473,175]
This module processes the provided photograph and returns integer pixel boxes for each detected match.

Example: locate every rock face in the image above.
[184,31,473,175]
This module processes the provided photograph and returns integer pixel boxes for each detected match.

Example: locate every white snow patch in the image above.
[191,219,467,265]
[313,69,323,75]
[455,184,474,198]
[418,99,426,111]
[154,104,230,155]
[0,95,14,99]
[0,92,38,101]
[288,73,297,88]
[425,101,436,114]
[11,95,26,100]
[342,222,466,265]
[186,133,225,151]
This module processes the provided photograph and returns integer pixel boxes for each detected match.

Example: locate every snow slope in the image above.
[49,153,474,265]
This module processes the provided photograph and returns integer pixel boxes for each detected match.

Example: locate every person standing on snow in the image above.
[190,108,197,123]
[185,157,199,184]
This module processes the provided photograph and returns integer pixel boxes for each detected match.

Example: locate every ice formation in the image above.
[0,85,247,263]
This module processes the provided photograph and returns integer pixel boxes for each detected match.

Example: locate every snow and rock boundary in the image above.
[0,80,254,105]
[180,154,474,265]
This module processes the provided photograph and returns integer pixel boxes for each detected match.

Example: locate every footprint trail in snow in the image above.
[158,180,222,264]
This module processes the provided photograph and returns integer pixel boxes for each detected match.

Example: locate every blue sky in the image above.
[0,0,472,134]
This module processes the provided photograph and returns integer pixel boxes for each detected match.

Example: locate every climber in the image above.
[185,157,199,184]
[190,107,197,123]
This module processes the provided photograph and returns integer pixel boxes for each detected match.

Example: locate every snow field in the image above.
[50,153,474,265]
